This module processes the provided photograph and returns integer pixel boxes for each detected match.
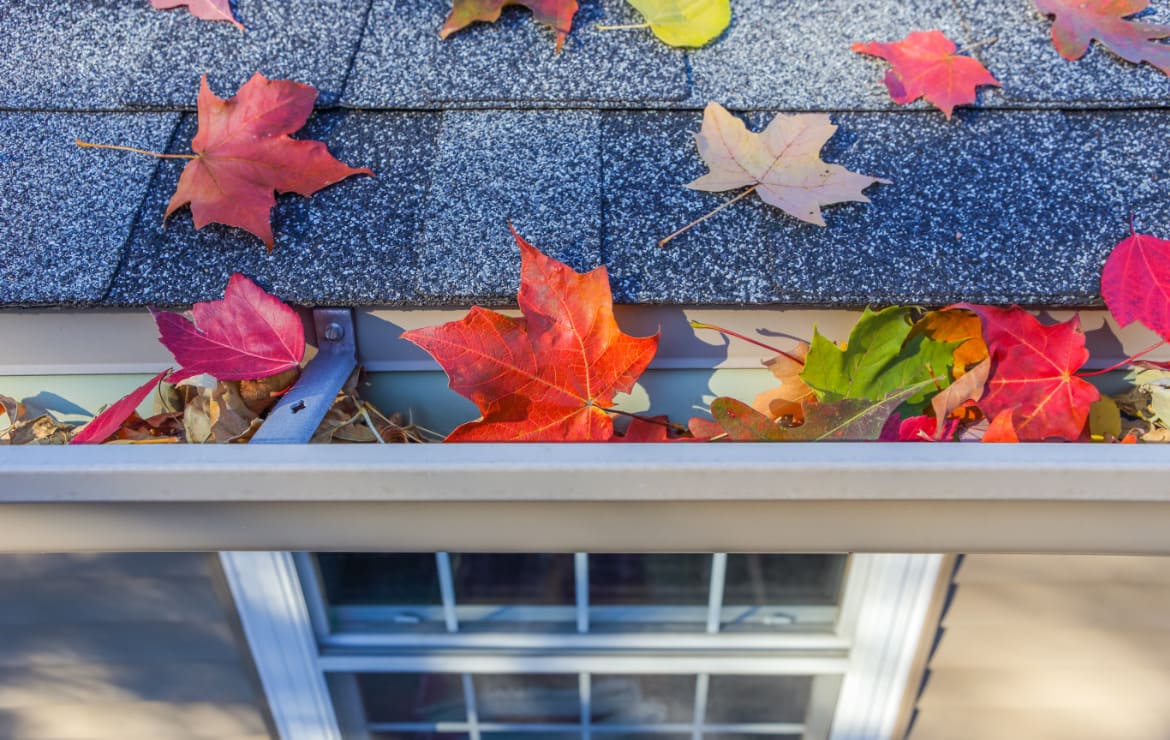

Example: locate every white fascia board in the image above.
[2,444,1170,553]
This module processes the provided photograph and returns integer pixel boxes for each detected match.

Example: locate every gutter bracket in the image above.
[250,308,357,444]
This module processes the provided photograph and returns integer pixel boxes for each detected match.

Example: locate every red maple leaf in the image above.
[440,0,579,52]
[1100,227,1170,340]
[954,304,1099,441]
[852,30,1001,119]
[1035,0,1170,75]
[71,369,171,445]
[166,73,373,250]
[152,273,306,384]
[402,229,659,441]
[149,0,245,31]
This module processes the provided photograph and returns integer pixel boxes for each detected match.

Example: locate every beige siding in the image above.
[0,554,273,739]
[909,555,1170,740]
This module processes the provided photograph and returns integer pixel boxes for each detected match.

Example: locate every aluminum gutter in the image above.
[2,444,1168,553]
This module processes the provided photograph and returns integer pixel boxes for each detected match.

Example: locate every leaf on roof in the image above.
[152,273,306,384]
[662,103,888,244]
[440,0,580,52]
[622,0,730,48]
[1035,0,1170,76]
[402,227,659,441]
[1101,226,1170,340]
[165,73,374,250]
[149,0,244,32]
[851,30,1001,119]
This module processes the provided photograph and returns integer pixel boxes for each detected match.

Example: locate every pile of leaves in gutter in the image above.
[7,223,1170,446]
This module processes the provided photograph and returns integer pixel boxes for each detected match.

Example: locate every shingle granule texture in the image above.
[0,112,180,306]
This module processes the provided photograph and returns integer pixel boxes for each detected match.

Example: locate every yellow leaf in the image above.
[625,0,729,47]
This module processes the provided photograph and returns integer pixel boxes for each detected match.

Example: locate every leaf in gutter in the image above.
[1035,0,1170,76]
[166,73,373,250]
[982,408,1020,443]
[623,0,730,47]
[152,273,306,384]
[753,341,815,424]
[70,370,171,445]
[710,382,932,441]
[851,30,1000,119]
[402,227,659,442]
[441,0,579,52]
[149,0,245,31]
[1100,227,1170,340]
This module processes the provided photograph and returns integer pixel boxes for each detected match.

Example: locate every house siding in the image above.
[0,553,273,739]
[908,555,1170,740]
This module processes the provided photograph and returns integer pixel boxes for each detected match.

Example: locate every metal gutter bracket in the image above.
[250,308,357,444]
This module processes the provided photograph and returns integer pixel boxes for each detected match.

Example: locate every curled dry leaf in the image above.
[852,30,1000,119]
[441,0,579,52]
[685,102,889,227]
[930,357,990,436]
[149,0,244,31]
[0,396,75,446]
[182,382,261,444]
[752,341,814,424]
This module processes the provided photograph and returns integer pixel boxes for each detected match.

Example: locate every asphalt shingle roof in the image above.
[3,0,1170,307]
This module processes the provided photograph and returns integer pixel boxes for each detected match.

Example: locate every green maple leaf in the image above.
[800,306,958,407]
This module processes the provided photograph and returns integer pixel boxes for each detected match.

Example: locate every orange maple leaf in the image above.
[440,0,579,52]
[852,30,1000,119]
[402,228,659,441]
[1036,0,1170,76]
[166,73,373,250]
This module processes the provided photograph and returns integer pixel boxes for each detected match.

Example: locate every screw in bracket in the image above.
[323,323,345,342]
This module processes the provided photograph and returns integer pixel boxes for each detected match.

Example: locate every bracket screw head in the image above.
[324,323,344,342]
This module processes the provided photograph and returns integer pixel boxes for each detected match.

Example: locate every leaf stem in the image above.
[75,139,196,160]
[360,403,387,445]
[595,22,651,31]
[689,320,805,365]
[607,407,688,434]
[659,186,758,247]
[1077,338,1168,378]
[961,36,998,54]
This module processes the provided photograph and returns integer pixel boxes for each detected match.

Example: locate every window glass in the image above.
[357,673,465,724]
[451,555,575,604]
[371,734,468,740]
[704,675,812,724]
[591,674,694,724]
[318,553,440,606]
[723,554,846,607]
[473,673,579,723]
[590,554,711,605]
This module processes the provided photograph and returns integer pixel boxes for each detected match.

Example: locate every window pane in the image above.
[317,554,441,606]
[590,555,711,605]
[703,735,801,739]
[357,673,466,724]
[723,555,846,607]
[704,676,812,724]
[591,675,694,724]
[450,554,576,632]
[372,734,468,740]
[474,674,579,723]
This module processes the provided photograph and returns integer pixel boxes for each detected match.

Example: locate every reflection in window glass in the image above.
[705,675,812,724]
[590,554,711,605]
[451,554,575,604]
[591,675,694,724]
[357,673,465,724]
[318,554,440,606]
[473,674,579,723]
[723,554,847,607]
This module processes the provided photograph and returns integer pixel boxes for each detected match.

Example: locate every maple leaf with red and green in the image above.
[852,30,1001,119]
[149,0,244,31]
[152,273,305,384]
[954,304,1099,441]
[440,0,579,52]
[163,73,373,250]
[1035,0,1170,76]
[403,229,658,442]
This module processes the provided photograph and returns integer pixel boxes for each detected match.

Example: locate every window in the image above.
[222,552,943,740]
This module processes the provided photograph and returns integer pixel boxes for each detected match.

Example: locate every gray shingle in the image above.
[105,111,440,307]
[416,110,602,302]
[687,0,971,111]
[122,0,373,109]
[955,0,1170,107]
[0,1,160,110]
[603,107,1170,306]
[0,112,180,306]
[343,0,687,108]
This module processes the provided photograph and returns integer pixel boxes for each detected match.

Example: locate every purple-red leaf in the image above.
[1101,230,1170,339]
[149,0,245,31]
[70,370,170,445]
[153,273,305,384]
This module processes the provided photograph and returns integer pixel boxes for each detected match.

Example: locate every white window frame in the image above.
[223,551,943,740]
